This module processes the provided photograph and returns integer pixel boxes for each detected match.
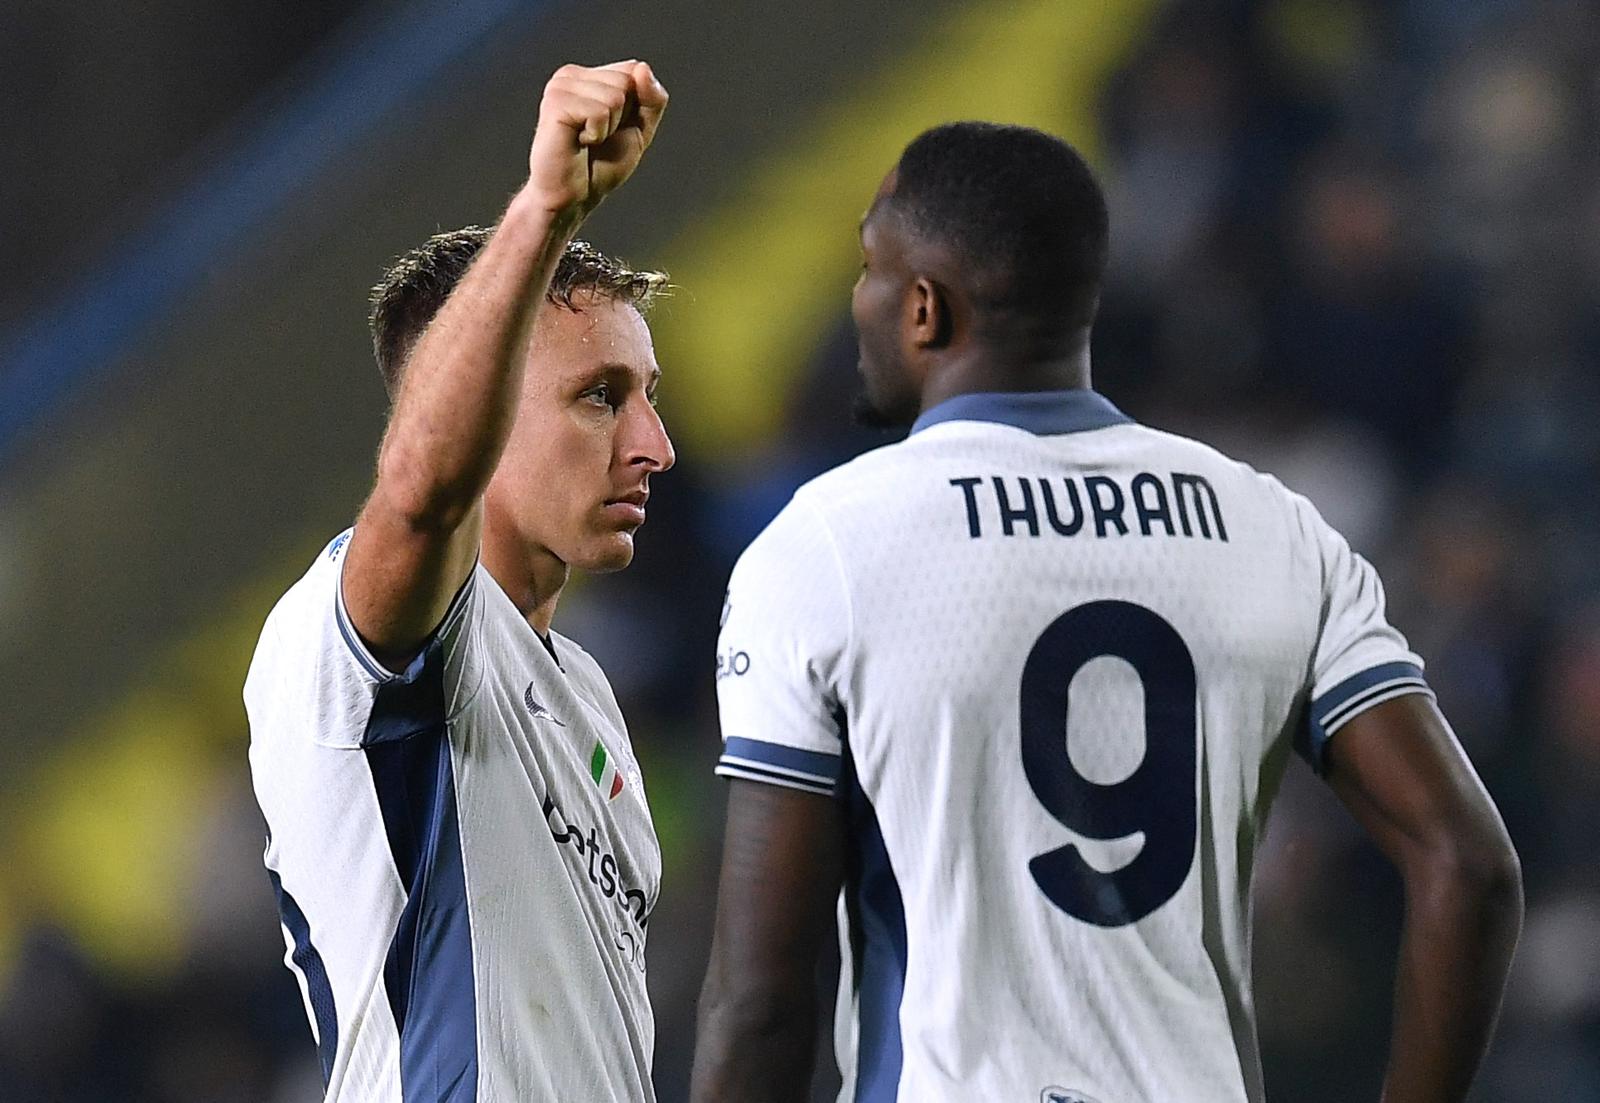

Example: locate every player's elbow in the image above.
[372,446,481,534]
[1407,823,1524,930]
[1468,835,1524,924]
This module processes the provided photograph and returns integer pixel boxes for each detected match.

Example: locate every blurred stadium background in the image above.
[2,0,1597,1098]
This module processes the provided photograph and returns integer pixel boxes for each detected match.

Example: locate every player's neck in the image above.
[918,329,1093,414]
[481,522,568,637]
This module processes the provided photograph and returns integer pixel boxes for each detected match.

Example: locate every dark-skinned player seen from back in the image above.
[246,61,674,1100]
[692,123,1522,1103]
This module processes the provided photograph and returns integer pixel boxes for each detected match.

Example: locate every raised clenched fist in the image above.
[527,60,668,221]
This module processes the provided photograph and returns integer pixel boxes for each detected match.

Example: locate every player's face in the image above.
[851,170,922,428]
[488,295,674,574]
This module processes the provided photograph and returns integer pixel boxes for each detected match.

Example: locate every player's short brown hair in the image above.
[368,227,669,395]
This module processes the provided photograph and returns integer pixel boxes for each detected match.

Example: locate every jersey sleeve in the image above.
[714,494,852,797]
[1296,501,1433,774]
[318,528,483,747]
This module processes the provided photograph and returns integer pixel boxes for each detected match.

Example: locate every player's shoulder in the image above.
[776,432,983,544]
[718,443,893,551]
[244,530,356,701]
[257,529,350,638]
[1129,424,1323,524]
[1123,421,1259,478]
[790,436,911,506]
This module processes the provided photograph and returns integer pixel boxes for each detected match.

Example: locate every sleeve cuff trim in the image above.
[715,762,835,796]
[1301,661,1434,775]
[721,736,841,783]
[335,559,476,684]
[1314,661,1432,735]
[335,576,392,682]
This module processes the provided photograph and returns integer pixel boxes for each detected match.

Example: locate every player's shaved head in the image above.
[850,123,1110,428]
[883,122,1109,330]
[369,229,669,396]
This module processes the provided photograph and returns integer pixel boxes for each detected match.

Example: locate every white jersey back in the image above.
[246,531,660,1102]
[714,390,1430,1103]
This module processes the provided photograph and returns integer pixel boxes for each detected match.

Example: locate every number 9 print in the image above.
[1020,600,1198,927]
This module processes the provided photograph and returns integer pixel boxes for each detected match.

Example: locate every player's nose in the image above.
[624,400,675,473]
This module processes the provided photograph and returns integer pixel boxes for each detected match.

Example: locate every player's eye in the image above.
[582,383,614,409]
[646,387,660,408]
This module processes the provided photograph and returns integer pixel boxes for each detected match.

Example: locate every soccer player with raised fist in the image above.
[247,60,673,1101]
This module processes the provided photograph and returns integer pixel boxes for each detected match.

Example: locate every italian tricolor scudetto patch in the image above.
[590,741,625,801]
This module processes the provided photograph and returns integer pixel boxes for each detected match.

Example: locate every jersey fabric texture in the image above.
[714,390,1432,1103]
[245,531,660,1102]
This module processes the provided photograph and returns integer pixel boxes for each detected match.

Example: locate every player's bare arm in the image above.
[343,60,667,667]
[1324,694,1522,1103]
[691,780,847,1103]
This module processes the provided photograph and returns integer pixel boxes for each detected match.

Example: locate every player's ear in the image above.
[907,276,954,350]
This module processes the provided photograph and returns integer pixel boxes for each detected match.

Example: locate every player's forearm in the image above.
[1380,842,1523,1102]
[372,187,579,529]
[690,980,820,1103]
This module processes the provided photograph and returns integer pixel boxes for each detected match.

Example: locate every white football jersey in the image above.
[245,531,660,1102]
[715,390,1431,1103]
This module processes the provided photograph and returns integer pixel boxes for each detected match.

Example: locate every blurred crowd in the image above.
[3,0,1596,1099]
[1090,0,1600,1097]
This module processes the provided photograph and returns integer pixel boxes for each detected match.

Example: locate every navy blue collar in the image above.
[910,389,1133,436]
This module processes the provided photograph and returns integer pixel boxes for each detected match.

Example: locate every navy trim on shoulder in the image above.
[910,389,1132,437]
[364,638,479,1101]
[267,868,338,1087]
[838,724,907,1102]
[1298,661,1433,775]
